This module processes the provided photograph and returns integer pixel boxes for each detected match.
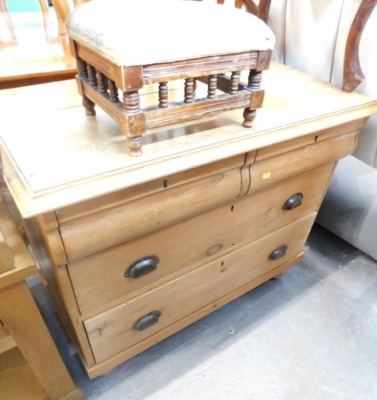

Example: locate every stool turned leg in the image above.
[230,71,257,128]
[127,135,143,157]
[123,91,145,157]
[76,58,96,116]
[243,69,262,128]
[82,96,96,116]
[83,64,97,115]
[243,108,256,128]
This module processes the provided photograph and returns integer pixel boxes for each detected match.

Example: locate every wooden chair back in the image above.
[53,0,375,93]
[52,0,91,23]
[52,0,271,22]
[343,0,376,92]
[220,0,375,92]
[199,0,271,22]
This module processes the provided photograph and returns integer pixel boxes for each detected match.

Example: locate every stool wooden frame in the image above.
[69,40,272,156]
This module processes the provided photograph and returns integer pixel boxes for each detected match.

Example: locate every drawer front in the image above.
[254,120,364,162]
[57,156,244,262]
[84,214,315,363]
[69,163,334,315]
[248,131,358,194]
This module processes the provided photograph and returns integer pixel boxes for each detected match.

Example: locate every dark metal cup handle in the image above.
[133,311,161,331]
[268,245,287,261]
[282,193,303,210]
[125,255,159,278]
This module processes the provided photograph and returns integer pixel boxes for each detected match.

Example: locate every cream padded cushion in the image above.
[66,0,275,66]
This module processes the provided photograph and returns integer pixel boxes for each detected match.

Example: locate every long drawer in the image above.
[248,130,358,194]
[56,155,244,262]
[68,163,334,315]
[83,213,315,363]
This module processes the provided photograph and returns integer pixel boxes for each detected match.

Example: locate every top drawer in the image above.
[248,129,359,194]
[56,155,244,262]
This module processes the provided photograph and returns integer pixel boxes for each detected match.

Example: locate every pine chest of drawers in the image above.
[1,64,377,378]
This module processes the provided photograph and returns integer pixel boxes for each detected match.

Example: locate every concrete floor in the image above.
[29,223,377,400]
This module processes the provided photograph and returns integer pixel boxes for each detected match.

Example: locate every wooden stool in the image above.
[66,0,275,156]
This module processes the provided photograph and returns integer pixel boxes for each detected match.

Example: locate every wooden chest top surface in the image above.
[1,62,377,217]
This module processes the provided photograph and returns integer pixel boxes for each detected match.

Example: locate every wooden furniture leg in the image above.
[0,281,82,400]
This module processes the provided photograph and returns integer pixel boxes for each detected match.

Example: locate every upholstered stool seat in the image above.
[66,0,275,156]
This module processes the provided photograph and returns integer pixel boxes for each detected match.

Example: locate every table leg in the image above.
[0,280,82,400]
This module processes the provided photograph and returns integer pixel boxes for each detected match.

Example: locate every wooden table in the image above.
[0,7,76,89]
[1,62,377,378]
[0,197,82,400]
